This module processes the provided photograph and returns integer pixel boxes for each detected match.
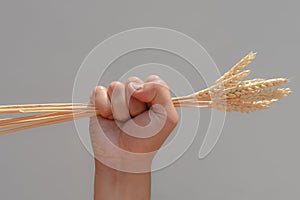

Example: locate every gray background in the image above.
[0,0,299,199]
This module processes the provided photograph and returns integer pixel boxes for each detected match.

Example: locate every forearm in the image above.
[94,161,151,200]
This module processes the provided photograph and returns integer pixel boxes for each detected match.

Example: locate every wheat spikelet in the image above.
[0,52,291,135]
[239,88,291,101]
[215,51,256,83]
[224,78,288,99]
[219,70,251,87]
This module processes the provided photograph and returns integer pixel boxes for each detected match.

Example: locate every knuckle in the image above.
[90,86,106,102]
[126,76,142,83]
[95,85,106,94]
[113,81,124,90]
[109,81,124,96]
[110,81,121,88]
[147,75,160,82]
[152,82,161,90]
[152,81,168,91]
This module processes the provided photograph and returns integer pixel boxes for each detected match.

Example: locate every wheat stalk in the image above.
[0,52,291,135]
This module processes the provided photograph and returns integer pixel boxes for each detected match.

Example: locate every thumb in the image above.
[129,80,172,106]
[124,78,178,143]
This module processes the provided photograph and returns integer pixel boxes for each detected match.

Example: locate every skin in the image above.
[89,75,178,200]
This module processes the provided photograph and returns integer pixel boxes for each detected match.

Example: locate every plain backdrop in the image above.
[0,1,299,199]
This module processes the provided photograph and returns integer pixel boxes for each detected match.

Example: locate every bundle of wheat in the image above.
[0,52,291,135]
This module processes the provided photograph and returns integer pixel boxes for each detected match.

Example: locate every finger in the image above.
[130,78,171,106]
[128,76,179,138]
[145,74,161,82]
[107,81,131,122]
[125,77,147,117]
[90,86,112,119]
[143,75,170,106]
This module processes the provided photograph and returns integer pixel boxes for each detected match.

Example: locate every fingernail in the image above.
[130,82,143,90]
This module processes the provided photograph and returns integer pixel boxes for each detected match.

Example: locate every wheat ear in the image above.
[0,52,291,135]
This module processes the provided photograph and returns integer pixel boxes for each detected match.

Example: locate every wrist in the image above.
[94,160,151,200]
[94,159,151,177]
[94,153,153,174]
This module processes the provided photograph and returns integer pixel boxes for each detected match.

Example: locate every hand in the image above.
[90,75,178,200]
[89,75,178,172]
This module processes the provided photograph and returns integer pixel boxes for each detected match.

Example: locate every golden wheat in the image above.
[0,52,291,135]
